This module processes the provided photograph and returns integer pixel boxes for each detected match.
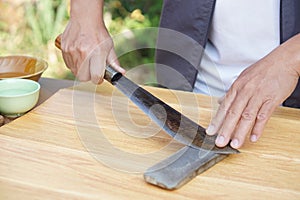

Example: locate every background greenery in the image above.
[0,0,163,83]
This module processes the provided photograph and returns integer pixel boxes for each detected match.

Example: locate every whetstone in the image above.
[144,146,227,190]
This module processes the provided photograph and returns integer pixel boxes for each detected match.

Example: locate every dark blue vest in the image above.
[156,0,300,108]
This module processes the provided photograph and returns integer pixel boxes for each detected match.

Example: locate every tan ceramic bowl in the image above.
[0,55,48,81]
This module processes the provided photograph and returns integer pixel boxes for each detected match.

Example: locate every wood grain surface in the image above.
[0,81,299,200]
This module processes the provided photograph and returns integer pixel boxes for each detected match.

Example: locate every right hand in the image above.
[61,12,125,84]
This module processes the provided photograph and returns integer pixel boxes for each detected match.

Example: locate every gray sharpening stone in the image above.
[144,146,227,190]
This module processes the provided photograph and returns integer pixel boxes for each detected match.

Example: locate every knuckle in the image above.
[230,82,243,93]
[77,45,88,53]
[65,46,76,53]
[218,101,230,114]
[241,111,255,121]
[78,45,92,56]
[257,113,268,121]
[263,95,276,101]
[219,102,227,110]
[219,104,227,113]
[226,109,237,116]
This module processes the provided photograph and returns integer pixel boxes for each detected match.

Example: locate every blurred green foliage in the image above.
[25,0,68,45]
[0,0,163,83]
[106,0,162,32]
[105,0,163,84]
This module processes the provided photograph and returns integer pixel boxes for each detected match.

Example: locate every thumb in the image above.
[89,47,106,84]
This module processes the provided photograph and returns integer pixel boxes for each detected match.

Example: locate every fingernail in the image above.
[216,135,225,146]
[250,135,257,142]
[231,139,239,149]
[206,124,215,135]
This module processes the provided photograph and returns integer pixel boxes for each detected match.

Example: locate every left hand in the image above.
[206,34,300,149]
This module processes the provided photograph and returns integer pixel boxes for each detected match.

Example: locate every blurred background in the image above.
[0,0,163,84]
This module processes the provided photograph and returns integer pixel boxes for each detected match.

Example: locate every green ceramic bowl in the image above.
[0,79,40,117]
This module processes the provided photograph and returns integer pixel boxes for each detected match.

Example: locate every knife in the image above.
[55,35,238,154]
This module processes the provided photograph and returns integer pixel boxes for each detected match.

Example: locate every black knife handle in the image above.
[55,35,123,84]
[104,65,123,84]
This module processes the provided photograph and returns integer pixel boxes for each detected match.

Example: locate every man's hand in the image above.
[206,34,300,149]
[61,0,125,84]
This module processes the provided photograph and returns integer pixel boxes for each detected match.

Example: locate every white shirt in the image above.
[193,0,280,97]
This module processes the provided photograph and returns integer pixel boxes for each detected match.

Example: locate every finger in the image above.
[61,40,79,76]
[250,100,276,142]
[76,54,91,82]
[107,48,126,74]
[89,47,106,84]
[215,89,252,147]
[206,89,237,136]
[229,97,261,148]
[62,53,78,75]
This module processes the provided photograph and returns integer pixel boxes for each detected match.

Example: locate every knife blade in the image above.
[55,36,239,154]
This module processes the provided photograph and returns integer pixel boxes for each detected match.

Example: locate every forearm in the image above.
[277,33,300,76]
[70,0,104,26]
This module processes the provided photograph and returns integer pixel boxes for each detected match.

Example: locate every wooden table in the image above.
[0,79,299,199]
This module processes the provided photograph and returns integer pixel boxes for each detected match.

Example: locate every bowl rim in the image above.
[0,55,48,80]
[0,78,41,98]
